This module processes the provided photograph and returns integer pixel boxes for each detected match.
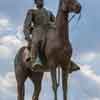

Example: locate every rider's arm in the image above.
[23,9,33,41]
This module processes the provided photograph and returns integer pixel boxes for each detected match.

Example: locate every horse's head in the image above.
[61,0,81,14]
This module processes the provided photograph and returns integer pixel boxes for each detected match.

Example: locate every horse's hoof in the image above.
[32,96,38,100]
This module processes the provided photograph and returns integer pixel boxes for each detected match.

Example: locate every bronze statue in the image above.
[14,0,81,100]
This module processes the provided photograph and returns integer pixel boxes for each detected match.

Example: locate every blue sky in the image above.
[0,0,100,100]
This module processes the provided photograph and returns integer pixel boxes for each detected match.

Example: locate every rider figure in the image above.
[23,0,55,69]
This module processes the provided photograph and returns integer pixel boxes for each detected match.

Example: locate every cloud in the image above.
[0,72,16,97]
[68,64,100,100]
[73,51,100,65]
[78,52,97,63]
[0,17,13,32]
[0,35,26,60]
[0,18,9,27]
[0,35,25,48]
[0,72,16,89]
[70,51,100,99]
[92,98,100,100]
[0,25,27,73]
[80,64,100,84]
[0,45,12,59]
[72,51,100,75]
[0,23,28,60]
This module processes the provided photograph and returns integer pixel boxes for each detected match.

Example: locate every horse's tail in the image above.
[57,67,60,88]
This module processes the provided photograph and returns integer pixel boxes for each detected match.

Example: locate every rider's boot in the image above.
[31,51,43,71]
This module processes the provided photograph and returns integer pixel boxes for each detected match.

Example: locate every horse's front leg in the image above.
[30,72,43,100]
[51,67,58,100]
[62,67,69,100]
[32,80,42,100]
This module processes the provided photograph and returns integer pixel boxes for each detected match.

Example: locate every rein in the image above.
[68,12,81,23]
[68,14,76,23]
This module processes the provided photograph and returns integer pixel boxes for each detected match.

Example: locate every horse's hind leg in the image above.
[51,67,58,100]
[15,66,27,100]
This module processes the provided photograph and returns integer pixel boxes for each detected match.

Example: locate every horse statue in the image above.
[14,0,81,100]
[32,0,81,100]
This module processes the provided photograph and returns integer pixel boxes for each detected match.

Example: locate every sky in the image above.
[0,0,100,100]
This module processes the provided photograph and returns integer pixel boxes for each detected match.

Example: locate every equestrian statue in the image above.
[14,0,81,100]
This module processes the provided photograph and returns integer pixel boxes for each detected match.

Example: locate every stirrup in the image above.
[31,55,43,70]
